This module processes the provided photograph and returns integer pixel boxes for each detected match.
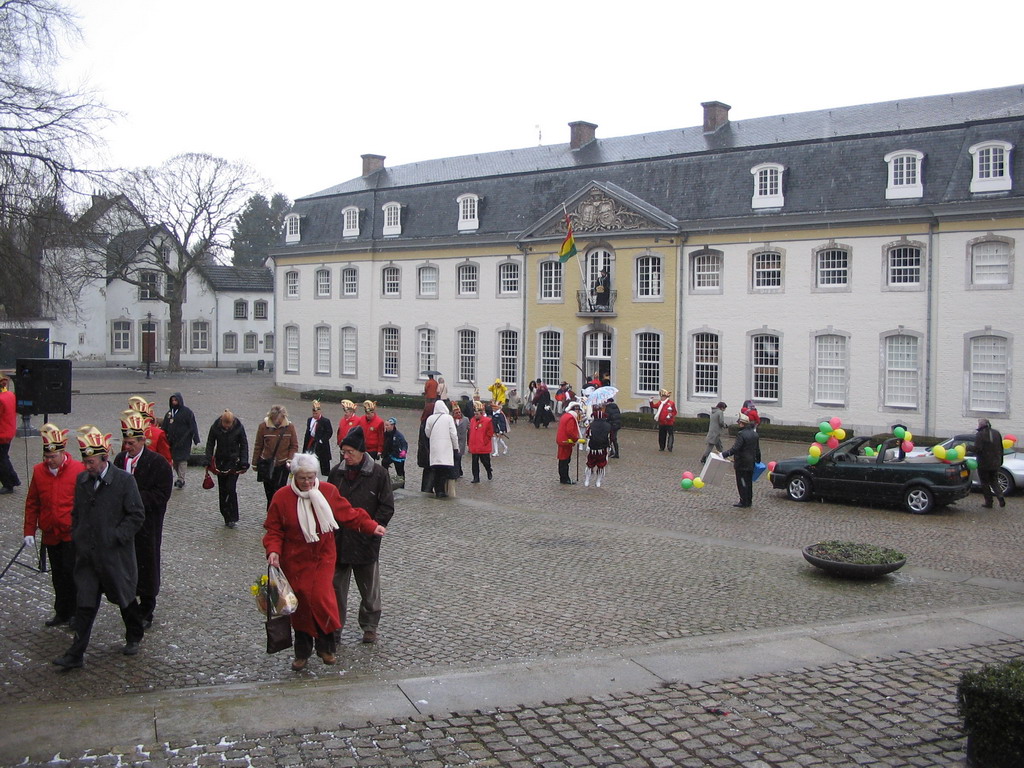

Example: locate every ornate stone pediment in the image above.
[541,188,661,237]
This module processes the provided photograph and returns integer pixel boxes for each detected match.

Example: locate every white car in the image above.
[907,434,1023,495]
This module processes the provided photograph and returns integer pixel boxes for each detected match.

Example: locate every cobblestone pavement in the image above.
[1,369,1022,765]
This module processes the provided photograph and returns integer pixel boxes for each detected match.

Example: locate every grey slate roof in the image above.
[199,265,274,293]
[280,85,1024,253]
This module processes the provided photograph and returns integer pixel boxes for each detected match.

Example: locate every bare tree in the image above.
[0,0,111,319]
[97,153,260,370]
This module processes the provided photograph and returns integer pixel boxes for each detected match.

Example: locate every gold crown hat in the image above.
[659,388,672,397]
[40,423,69,453]
[76,426,112,457]
[120,409,148,439]
[363,399,376,413]
[127,396,156,421]
[340,399,356,410]
[311,399,322,411]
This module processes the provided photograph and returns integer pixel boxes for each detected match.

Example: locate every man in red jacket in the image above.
[556,402,583,485]
[0,374,19,494]
[23,423,85,626]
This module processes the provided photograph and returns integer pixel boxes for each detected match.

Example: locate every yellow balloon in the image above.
[833,428,846,440]
[932,445,947,459]
[809,444,822,457]
[904,431,913,442]
[693,478,705,489]
[1003,439,1014,450]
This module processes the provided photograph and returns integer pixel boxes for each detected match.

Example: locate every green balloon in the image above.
[807,454,820,465]
[681,478,693,489]
[967,458,978,470]
[815,431,829,443]
[893,427,906,439]
[819,421,831,433]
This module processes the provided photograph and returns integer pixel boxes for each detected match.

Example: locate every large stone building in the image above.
[272,85,1023,436]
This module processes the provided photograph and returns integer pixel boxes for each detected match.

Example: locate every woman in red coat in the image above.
[467,403,494,483]
[357,400,386,459]
[263,453,386,671]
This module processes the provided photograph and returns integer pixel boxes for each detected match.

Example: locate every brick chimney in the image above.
[569,121,597,150]
[701,101,731,133]
[361,154,386,176]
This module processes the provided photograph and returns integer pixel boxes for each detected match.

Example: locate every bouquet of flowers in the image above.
[251,566,298,616]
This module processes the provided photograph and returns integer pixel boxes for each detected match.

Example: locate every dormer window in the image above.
[970,141,1013,193]
[382,202,402,237]
[457,193,479,231]
[342,206,360,238]
[284,214,301,243]
[884,150,924,199]
[751,163,785,209]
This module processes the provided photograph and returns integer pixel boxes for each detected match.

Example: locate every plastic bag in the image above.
[255,565,298,616]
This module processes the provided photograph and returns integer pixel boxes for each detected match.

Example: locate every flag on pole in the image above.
[558,215,577,263]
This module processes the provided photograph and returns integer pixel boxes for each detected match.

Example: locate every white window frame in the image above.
[191,320,210,354]
[254,300,268,320]
[341,326,357,376]
[284,325,299,373]
[690,250,722,294]
[315,325,331,375]
[243,332,258,353]
[635,254,663,299]
[341,267,358,297]
[139,270,160,301]
[751,332,780,402]
[635,331,661,395]
[969,141,1013,193]
[382,202,402,236]
[233,299,248,319]
[751,163,785,209]
[966,332,1010,415]
[285,270,299,299]
[884,150,924,199]
[539,330,561,385]
[751,250,784,291]
[812,332,848,407]
[285,214,301,243]
[884,242,924,289]
[315,268,331,298]
[498,261,520,296]
[498,329,518,386]
[813,245,850,291]
[585,247,613,295]
[264,332,275,353]
[112,320,132,353]
[418,264,439,298]
[457,328,477,383]
[382,265,401,297]
[457,193,479,232]
[882,331,921,409]
[457,262,478,296]
[381,326,400,378]
[968,236,1013,288]
[342,206,360,238]
[418,327,437,375]
[691,331,720,398]
[223,332,238,354]
[539,260,563,301]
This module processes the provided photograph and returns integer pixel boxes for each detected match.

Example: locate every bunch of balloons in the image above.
[1003,434,1018,451]
[680,470,705,490]
[765,460,777,481]
[892,425,915,454]
[932,442,967,464]
[807,416,847,465]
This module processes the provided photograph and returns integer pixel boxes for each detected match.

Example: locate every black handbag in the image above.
[257,431,286,482]
[264,565,293,654]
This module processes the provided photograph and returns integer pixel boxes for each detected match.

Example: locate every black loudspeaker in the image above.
[15,358,72,416]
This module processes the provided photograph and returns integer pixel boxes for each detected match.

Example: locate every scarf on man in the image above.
[288,475,338,543]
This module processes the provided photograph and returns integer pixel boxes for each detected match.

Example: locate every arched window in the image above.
[315,268,331,298]
[635,254,662,298]
[457,263,478,295]
[342,206,360,237]
[884,150,924,199]
[457,193,479,231]
[969,141,1013,193]
[751,163,785,208]
[382,202,402,236]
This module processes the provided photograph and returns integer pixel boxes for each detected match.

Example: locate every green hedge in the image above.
[958,659,1024,767]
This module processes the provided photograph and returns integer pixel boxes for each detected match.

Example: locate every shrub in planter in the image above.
[958,659,1024,767]
[802,540,907,578]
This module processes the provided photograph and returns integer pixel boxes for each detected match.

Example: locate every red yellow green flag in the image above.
[558,215,577,263]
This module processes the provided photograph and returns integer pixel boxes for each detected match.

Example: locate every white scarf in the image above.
[288,476,338,543]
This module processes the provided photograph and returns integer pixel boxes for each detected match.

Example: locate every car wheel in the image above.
[787,474,812,502]
[904,485,935,514]
[997,469,1015,496]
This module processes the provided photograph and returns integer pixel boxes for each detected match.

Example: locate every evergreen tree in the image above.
[230,192,290,267]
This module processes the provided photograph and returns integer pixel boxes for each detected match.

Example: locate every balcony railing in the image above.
[576,289,617,316]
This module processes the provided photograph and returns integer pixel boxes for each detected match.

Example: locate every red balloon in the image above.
[826,436,839,450]
[681,471,694,480]
[829,417,842,430]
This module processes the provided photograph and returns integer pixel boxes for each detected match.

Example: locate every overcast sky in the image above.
[59,0,1022,204]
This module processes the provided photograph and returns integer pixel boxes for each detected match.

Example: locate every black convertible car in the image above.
[770,435,972,514]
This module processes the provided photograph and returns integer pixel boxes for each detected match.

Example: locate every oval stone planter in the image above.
[802,545,906,579]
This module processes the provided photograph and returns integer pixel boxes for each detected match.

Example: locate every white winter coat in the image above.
[425,400,458,467]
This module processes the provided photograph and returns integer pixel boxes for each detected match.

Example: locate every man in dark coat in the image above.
[303,400,334,475]
[328,427,395,644]
[114,411,173,628]
[53,427,146,669]
[605,398,622,459]
[976,418,1006,508]
[721,413,761,508]
[161,392,200,489]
